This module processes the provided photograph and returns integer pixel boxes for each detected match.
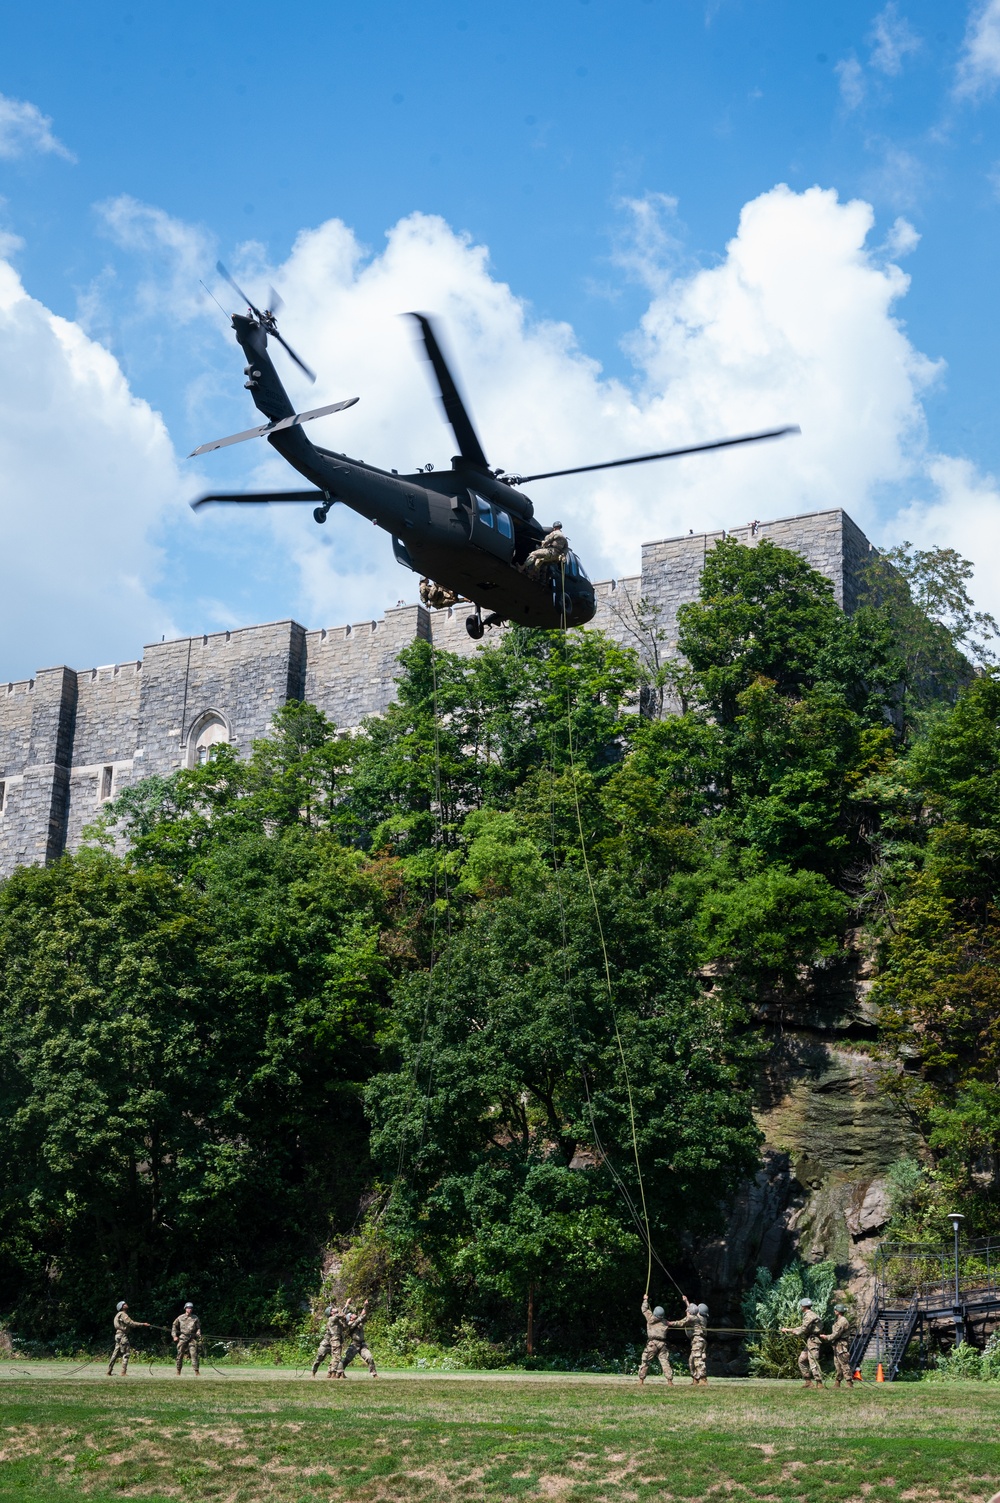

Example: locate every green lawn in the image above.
[0,1365,997,1502]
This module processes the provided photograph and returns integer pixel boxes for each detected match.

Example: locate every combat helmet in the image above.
[116,1301,126,1311]
[652,1306,665,1319]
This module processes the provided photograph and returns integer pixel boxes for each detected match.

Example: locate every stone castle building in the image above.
[0,507,875,878]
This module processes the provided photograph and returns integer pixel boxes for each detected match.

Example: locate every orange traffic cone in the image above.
[876,1363,885,1383]
[853,1368,863,1382]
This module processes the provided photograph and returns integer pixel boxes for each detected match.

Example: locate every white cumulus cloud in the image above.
[0,94,74,162]
[0,256,184,678]
[9,183,1000,671]
[184,185,995,632]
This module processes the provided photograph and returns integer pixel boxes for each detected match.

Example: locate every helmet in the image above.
[687,1304,699,1317]
[116,1301,126,1312]
[184,1301,193,1309]
[698,1304,709,1316]
[325,1306,334,1316]
[799,1298,812,1308]
[834,1303,846,1313]
[652,1306,665,1319]
[552,521,563,529]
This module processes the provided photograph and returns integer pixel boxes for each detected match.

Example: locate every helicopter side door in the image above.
[469,492,515,564]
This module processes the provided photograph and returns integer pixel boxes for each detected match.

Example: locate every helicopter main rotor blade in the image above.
[517,425,800,483]
[191,490,328,511]
[188,397,358,457]
[408,312,489,470]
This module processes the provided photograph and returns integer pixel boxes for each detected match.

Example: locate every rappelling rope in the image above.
[557,562,685,1304]
[412,646,453,1171]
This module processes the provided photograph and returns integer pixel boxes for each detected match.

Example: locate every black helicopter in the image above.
[191,264,798,638]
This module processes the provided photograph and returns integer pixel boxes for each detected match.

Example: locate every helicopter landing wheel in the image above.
[313,505,330,524]
[466,614,485,640]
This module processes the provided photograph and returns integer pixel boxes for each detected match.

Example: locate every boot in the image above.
[846,1379,854,1388]
[638,1375,645,1385]
[813,1380,824,1388]
[666,1379,673,1386]
[802,1379,813,1388]
[834,1377,842,1389]
[700,1378,709,1385]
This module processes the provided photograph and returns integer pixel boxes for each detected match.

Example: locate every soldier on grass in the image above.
[781,1297,824,1388]
[821,1304,853,1388]
[668,1297,709,1386]
[312,1303,351,1379]
[172,1301,202,1377]
[637,1295,673,1386]
[339,1299,378,1378]
[107,1301,150,1377]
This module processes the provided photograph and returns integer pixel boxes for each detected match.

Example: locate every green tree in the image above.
[366,867,761,1352]
[0,834,396,1341]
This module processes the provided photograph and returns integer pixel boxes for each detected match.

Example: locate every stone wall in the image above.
[0,506,874,875]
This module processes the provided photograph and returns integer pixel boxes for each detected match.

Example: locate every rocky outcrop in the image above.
[697,939,920,1321]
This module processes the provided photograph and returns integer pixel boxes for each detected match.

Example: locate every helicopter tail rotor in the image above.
[216,261,316,383]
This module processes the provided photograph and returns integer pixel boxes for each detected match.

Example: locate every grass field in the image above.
[0,1365,997,1502]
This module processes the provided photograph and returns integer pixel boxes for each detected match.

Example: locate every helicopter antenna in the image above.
[200,279,232,323]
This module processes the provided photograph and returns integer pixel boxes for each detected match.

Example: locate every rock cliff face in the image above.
[695,938,919,1360]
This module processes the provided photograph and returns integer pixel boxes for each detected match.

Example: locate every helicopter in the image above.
[191,263,798,639]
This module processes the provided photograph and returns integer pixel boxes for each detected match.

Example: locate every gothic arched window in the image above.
[187,712,229,768]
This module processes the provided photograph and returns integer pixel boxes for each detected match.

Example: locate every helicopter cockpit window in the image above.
[495,508,513,539]
[474,493,494,528]
[566,551,589,580]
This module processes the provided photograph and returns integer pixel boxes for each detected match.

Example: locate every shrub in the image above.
[742,1259,838,1377]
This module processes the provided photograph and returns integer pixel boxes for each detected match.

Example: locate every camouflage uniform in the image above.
[313,1309,350,1377]
[171,1310,202,1374]
[340,1310,377,1376]
[790,1306,823,1384]
[822,1312,853,1386]
[525,526,570,574]
[419,579,459,610]
[670,1306,708,1383]
[637,1297,673,1382]
[107,1309,144,1375]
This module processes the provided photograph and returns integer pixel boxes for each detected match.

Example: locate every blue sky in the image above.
[2,0,1000,676]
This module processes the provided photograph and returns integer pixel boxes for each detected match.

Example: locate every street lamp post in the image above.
[947,1212,965,1348]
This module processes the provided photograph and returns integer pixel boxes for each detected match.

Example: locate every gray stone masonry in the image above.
[0,507,876,876]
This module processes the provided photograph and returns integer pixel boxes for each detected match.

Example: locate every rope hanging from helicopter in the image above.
[554,562,686,1302]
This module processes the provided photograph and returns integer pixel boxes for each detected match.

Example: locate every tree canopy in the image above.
[1,535,997,1352]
